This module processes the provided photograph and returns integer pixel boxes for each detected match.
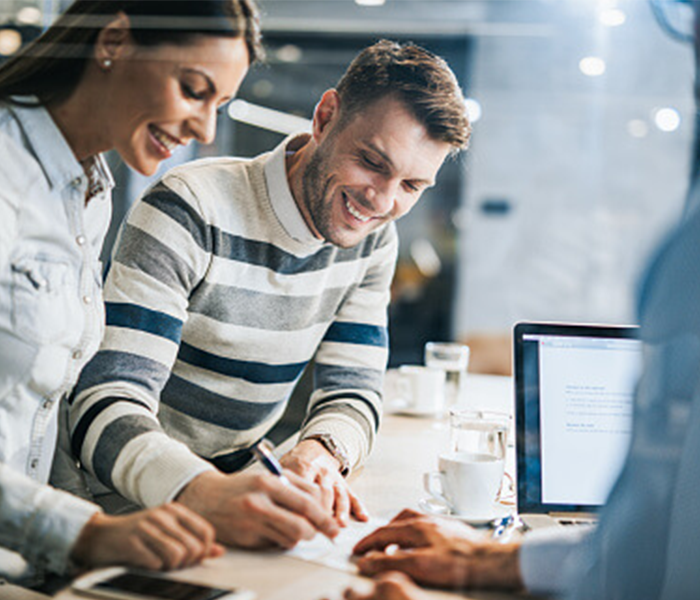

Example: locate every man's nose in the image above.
[365,178,400,215]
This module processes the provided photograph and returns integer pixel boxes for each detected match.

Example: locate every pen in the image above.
[490,514,519,542]
[251,439,290,485]
[252,439,338,544]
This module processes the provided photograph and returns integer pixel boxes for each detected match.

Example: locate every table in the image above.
[57,375,522,600]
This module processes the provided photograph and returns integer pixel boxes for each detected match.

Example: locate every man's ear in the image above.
[312,89,341,143]
[94,12,133,65]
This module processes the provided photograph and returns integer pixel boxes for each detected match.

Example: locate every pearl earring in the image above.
[102,59,112,69]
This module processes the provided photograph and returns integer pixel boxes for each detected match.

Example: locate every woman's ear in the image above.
[94,11,132,67]
[312,89,341,143]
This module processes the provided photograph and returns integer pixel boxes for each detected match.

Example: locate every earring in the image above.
[102,59,112,69]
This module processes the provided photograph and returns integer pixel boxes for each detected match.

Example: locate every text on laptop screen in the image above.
[517,328,643,511]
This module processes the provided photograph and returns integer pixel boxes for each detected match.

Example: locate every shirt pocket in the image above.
[11,256,74,345]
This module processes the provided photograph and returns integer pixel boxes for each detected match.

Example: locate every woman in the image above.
[0,0,261,584]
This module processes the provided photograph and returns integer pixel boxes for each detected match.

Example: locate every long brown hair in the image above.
[0,0,262,107]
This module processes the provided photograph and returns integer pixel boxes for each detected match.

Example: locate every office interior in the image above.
[0,0,694,383]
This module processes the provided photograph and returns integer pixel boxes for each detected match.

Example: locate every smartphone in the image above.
[71,568,256,600]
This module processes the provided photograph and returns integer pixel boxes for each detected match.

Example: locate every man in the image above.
[61,40,471,549]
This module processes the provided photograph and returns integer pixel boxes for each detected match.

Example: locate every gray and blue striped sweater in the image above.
[67,138,397,508]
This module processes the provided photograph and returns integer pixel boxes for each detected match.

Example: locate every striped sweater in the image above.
[67,137,397,508]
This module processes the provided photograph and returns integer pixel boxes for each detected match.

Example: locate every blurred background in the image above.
[1,0,696,377]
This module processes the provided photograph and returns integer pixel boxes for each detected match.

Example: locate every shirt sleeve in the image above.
[0,192,19,273]
[299,224,398,472]
[0,463,99,576]
[68,178,216,508]
[519,527,590,596]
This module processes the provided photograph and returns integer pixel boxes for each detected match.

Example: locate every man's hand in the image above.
[340,572,428,600]
[352,509,524,591]
[177,469,340,549]
[281,439,369,526]
[70,503,224,571]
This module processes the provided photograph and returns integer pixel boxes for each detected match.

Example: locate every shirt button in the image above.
[76,235,86,246]
[30,459,38,470]
[83,295,92,304]
[42,400,51,410]
[73,349,83,360]
[71,177,82,188]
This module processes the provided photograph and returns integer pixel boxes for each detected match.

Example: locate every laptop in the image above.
[513,322,643,530]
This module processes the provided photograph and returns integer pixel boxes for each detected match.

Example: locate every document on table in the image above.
[287,517,388,572]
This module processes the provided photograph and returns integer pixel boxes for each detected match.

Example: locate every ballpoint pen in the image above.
[252,439,339,544]
[490,514,520,542]
[251,439,290,485]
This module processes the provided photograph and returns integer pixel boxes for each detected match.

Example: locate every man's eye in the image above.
[182,83,206,101]
[404,182,420,193]
[362,154,382,170]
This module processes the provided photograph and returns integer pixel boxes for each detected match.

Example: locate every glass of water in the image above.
[449,409,509,459]
[424,342,470,411]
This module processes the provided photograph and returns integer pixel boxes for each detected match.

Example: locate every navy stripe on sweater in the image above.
[178,341,308,384]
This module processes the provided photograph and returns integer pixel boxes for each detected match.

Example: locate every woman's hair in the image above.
[0,0,262,107]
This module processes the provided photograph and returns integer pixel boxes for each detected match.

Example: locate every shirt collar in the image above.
[9,98,114,197]
[263,134,324,247]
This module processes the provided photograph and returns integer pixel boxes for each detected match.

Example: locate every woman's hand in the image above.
[70,502,224,571]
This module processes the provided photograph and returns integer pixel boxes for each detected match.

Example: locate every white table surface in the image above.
[57,375,524,600]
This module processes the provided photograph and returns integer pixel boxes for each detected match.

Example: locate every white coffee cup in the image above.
[424,451,504,518]
[393,365,445,416]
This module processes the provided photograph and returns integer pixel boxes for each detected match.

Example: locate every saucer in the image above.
[418,497,512,526]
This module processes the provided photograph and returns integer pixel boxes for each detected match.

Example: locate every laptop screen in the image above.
[514,322,643,514]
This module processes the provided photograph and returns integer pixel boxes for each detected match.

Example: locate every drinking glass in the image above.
[424,342,470,411]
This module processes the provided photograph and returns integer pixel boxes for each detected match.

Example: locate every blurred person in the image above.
[347,185,700,600]
[65,40,471,550]
[0,0,261,586]
[346,21,700,596]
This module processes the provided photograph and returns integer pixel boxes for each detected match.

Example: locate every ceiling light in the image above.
[654,108,681,132]
[17,6,42,25]
[579,56,606,77]
[464,98,482,123]
[0,29,22,56]
[627,119,648,139]
[228,100,312,135]
[276,44,302,63]
[599,8,626,27]
[355,0,386,6]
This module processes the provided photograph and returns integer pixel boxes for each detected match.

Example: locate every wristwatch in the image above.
[306,433,350,477]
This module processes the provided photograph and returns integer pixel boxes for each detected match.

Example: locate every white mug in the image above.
[424,451,504,518]
[393,365,445,416]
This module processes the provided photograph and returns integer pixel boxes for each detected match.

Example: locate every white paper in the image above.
[286,517,388,572]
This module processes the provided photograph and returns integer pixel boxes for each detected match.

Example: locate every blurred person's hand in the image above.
[281,439,369,527]
[71,502,224,571]
[338,572,429,600]
[353,509,523,591]
[177,469,340,549]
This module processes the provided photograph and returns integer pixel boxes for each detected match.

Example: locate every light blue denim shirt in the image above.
[0,99,113,579]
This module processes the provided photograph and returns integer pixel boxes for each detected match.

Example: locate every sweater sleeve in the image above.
[0,463,99,576]
[68,179,216,508]
[299,224,398,472]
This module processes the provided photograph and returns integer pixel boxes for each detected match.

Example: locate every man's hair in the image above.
[0,0,262,107]
[335,40,471,152]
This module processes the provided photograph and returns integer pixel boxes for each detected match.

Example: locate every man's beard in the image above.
[301,140,339,245]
